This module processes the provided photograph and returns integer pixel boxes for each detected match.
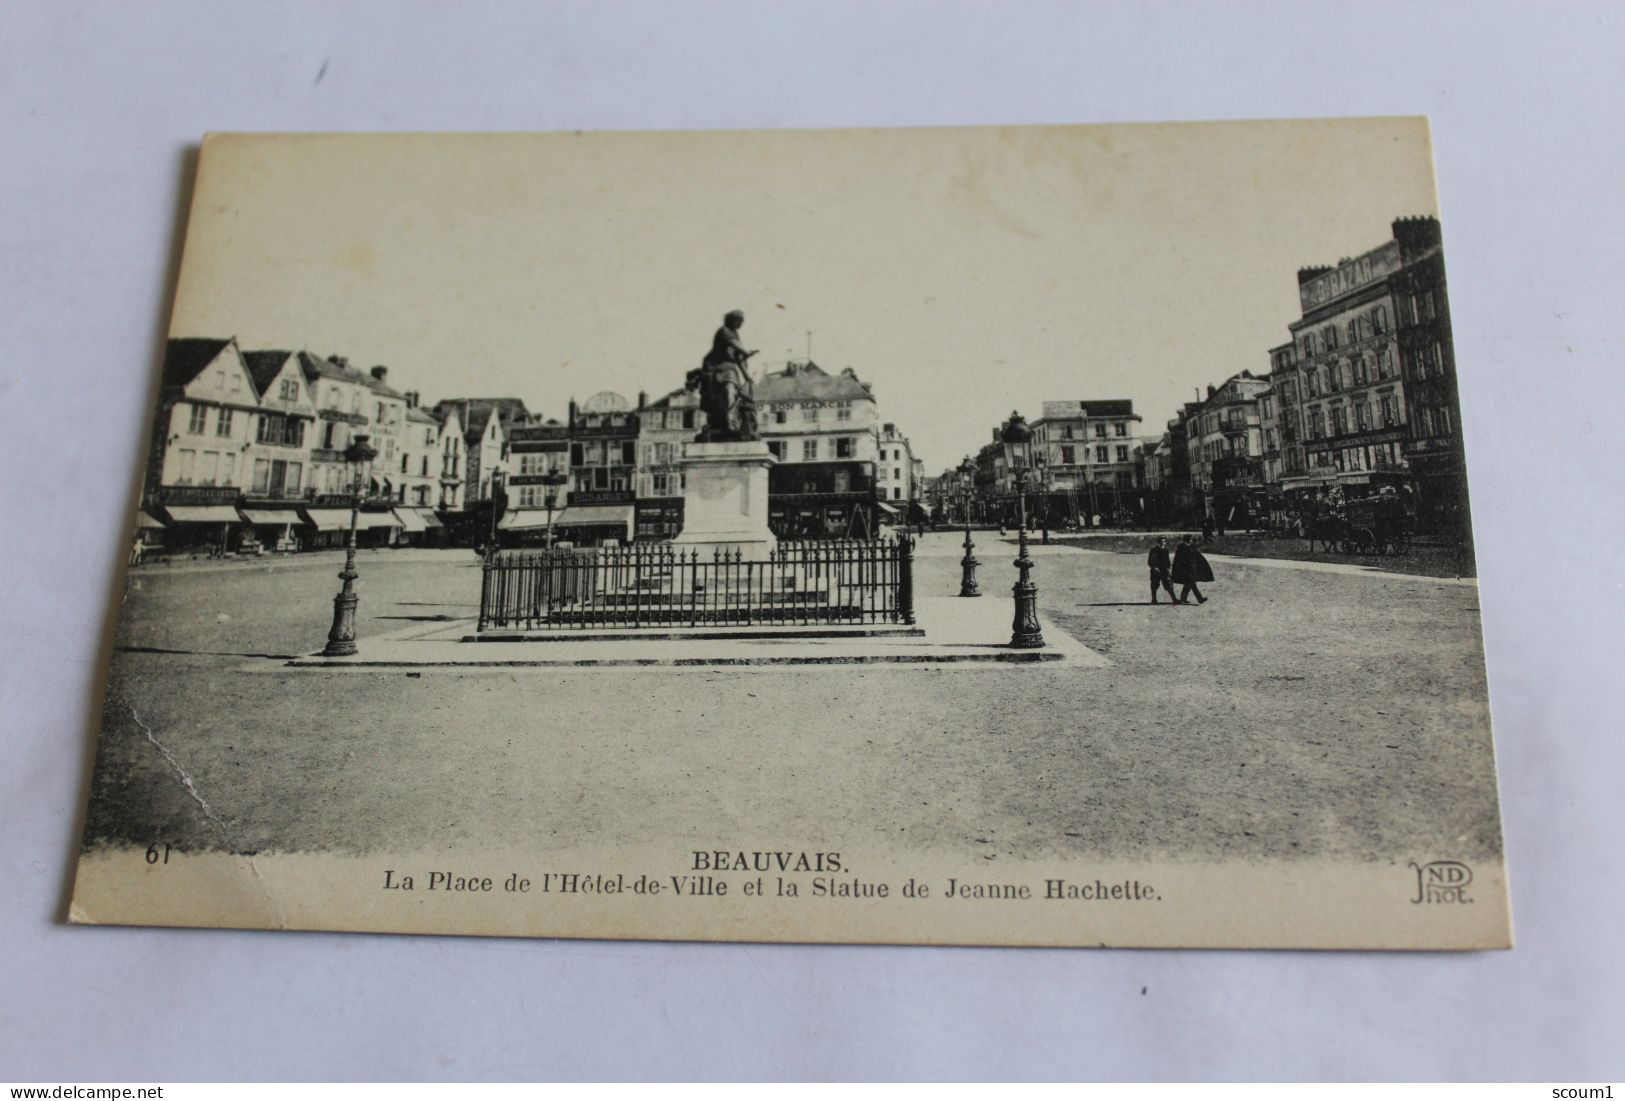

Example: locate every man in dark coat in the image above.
[1147,536,1177,604]
[1171,534,1212,604]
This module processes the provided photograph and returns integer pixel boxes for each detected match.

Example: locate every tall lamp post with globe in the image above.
[957,457,980,597]
[1000,411,1045,649]
[322,434,377,657]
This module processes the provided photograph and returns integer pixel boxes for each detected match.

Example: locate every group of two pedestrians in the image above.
[1147,535,1212,605]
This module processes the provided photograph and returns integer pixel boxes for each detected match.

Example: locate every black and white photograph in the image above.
[68,121,1508,949]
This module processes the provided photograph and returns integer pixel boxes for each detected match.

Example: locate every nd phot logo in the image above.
[1408,860,1473,904]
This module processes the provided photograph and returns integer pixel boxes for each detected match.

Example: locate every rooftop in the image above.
[756,361,874,403]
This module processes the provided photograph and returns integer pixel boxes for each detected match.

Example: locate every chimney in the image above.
[371,366,388,382]
[403,390,419,409]
[1207,384,1217,397]
[568,398,578,426]
[638,390,648,409]
[330,355,350,370]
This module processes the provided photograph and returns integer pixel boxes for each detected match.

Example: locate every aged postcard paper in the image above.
[71,121,1510,948]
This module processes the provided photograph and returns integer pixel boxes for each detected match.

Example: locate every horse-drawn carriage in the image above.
[1304,489,1412,556]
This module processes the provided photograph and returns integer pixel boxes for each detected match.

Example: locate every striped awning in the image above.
[134,510,166,529]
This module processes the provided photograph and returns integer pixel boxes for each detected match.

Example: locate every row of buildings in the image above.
[927,216,1468,537]
[926,400,1151,528]
[136,341,927,554]
[1143,216,1466,535]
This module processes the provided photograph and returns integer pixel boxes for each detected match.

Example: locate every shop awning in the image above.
[416,509,444,529]
[165,505,242,524]
[555,504,634,528]
[134,510,166,530]
[357,511,401,530]
[240,508,305,526]
[874,501,899,516]
[302,509,353,531]
[391,508,427,532]
[498,509,555,531]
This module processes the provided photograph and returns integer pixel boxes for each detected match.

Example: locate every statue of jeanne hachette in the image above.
[686,309,759,442]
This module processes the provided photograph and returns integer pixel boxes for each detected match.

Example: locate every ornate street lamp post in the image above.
[956,457,980,597]
[1000,412,1045,649]
[487,469,507,554]
[322,434,377,657]
[542,469,568,549]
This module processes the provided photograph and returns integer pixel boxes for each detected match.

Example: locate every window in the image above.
[767,440,785,460]
[892,486,902,500]
[1373,305,1389,333]
[421,456,429,476]
[621,441,636,466]
[220,453,235,486]
[802,439,818,461]
[802,407,817,422]
[400,454,408,474]
[1381,395,1400,427]
[893,468,901,480]
[280,379,299,401]
[833,471,850,493]
[1356,402,1372,431]
[252,458,271,493]
[197,452,219,485]
[651,471,672,496]
[1439,407,1454,436]
[774,409,787,424]
[1115,422,1127,437]
[1331,407,1347,436]
[187,404,208,434]
[1324,326,1339,350]
[1060,445,1075,465]
[835,437,854,459]
[351,392,361,414]
[1309,410,1324,439]
[836,407,851,421]
[1116,446,1128,462]
[1094,424,1107,439]
[1095,446,1108,463]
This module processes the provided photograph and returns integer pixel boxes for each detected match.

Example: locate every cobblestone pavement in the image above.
[84,532,1503,864]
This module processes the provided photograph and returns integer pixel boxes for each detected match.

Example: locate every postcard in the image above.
[71,121,1510,948]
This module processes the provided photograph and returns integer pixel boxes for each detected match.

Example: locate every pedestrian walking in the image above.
[129,536,145,568]
[1171,534,1213,604]
[1147,536,1177,604]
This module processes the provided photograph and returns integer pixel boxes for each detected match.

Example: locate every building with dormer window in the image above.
[755,361,881,538]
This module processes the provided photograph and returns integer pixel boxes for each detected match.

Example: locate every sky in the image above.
[170,120,1440,474]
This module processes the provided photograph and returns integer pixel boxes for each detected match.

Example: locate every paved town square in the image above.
[88,535,1500,864]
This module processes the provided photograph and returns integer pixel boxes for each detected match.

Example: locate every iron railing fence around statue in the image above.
[478,537,915,631]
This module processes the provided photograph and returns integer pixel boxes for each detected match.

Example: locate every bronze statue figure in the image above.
[686,309,759,441]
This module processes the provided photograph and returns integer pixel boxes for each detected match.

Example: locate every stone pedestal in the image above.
[672,440,777,557]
